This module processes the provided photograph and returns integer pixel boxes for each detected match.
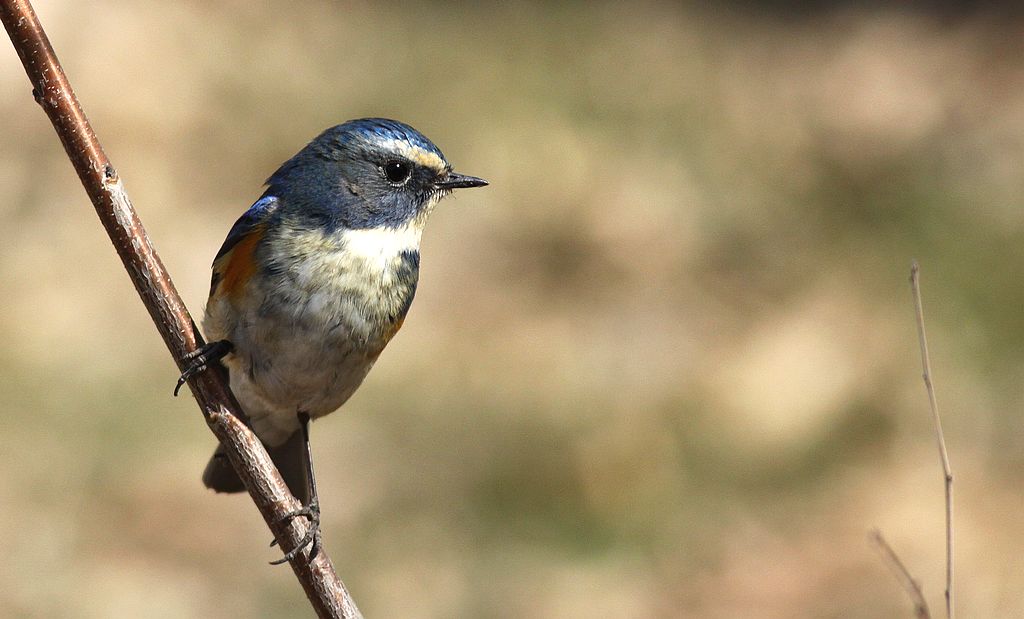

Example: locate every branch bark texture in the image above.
[0,2,361,617]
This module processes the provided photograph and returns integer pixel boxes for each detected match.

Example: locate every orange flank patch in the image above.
[216,228,263,299]
[368,316,406,361]
[383,316,406,341]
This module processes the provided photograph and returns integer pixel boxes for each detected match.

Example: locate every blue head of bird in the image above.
[263,118,487,233]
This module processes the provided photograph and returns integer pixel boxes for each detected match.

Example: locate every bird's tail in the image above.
[202,430,310,504]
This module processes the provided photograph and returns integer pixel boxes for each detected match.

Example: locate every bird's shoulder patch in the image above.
[209,196,278,298]
[212,225,265,299]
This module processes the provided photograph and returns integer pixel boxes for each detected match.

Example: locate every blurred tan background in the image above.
[2,1,1024,617]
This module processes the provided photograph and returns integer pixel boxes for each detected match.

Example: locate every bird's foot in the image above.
[174,340,233,396]
[269,499,321,565]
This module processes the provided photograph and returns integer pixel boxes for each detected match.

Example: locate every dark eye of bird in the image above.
[383,160,412,184]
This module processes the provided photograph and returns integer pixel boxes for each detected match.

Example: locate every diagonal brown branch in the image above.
[910,261,954,619]
[870,529,931,619]
[0,2,361,617]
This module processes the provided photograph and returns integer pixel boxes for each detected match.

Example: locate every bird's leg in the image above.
[174,339,234,396]
[270,412,322,565]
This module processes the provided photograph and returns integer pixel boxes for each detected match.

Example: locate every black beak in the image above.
[435,171,488,190]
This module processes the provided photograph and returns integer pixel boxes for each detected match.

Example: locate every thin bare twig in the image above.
[0,2,361,617]
[870,529,931,619]
[910,260,954,619]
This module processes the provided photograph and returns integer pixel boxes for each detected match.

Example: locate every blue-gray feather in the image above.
[261,118,450,230]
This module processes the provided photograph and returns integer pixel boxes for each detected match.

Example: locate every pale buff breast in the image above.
[204,224,422,445]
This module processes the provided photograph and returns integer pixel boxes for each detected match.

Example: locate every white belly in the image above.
[224,328,377,445]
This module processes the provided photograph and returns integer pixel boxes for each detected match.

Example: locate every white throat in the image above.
[341,224,423,264]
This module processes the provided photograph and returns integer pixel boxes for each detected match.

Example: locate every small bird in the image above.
[177,118,487,562]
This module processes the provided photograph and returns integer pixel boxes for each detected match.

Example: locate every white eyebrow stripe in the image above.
[373,138,448,173]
